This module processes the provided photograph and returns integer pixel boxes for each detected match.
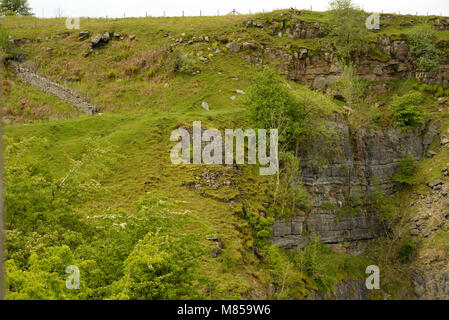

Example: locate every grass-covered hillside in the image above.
[1,5,449,300]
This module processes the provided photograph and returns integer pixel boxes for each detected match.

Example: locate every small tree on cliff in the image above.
[245,67,311,214]
[0,0,32,16]
[328,0,369,61]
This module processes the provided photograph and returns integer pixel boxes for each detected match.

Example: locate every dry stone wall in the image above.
[9,61,98,115]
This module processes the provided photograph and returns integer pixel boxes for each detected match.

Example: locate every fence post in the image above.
[218,9,219,16]
[183,10,184,17]
[200,10,202,16]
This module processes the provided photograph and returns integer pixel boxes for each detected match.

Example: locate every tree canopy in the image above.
[1,0,32,16]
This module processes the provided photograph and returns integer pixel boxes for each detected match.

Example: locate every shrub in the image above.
[408,26,442,73]
[390,92,425,129]
[335,64,366,107]
[397,236,417,263]
[392,155,417,186]
[328,0,370,61]
[244,67,309,146]
[165,51,197,75]
[106,70,116,79]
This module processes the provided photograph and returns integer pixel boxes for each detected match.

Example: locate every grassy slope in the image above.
[2,10,448,299]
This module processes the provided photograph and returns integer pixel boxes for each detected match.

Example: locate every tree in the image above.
[334,64,366,107]
[408,26,442,73]
[0,0,32,16]
[328,0,369,61]
[245,67,311,210]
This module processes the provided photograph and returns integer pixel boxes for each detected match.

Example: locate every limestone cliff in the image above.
[272,120,440,253]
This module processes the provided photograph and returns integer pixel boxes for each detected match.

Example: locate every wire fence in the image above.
[39,7,448,19]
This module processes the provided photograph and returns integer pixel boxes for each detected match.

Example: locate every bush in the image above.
[392,155,417,186]
[335,64,366,107]
[328,0,370,61]
[165,51,197,75]
[390,92,425,129]
[397,237,417,263]
[106,70,116,79]
[408,27,442,73]
[244,67,309,146]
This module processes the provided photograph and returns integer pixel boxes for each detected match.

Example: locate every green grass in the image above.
[2,8,448,300]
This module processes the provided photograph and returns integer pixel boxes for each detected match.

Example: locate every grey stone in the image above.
[427,150,437,158]
[102,31,110,42]
[428,180,443,189]
[78,31,90,41]
[242,42,257,50]
[9,61,98,115]
[201,101,210,111]
[226,42,242,53]
[91,34,103,47]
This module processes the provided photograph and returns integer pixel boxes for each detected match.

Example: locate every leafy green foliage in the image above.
[0,0,32,16]
[392,155,417,186]
[264,245,310,299]
[334,64,366,107]
[165,50,198,75]
[390,92,425,129]
[328,0,369,61]
[272,151,310,217]
[265,238,368,298]
[368,175,396,227]
[408,27,442,73]
[412,82,449,98]
[0,27,10,53]
[4,135,124,299]
[245,67,310,147]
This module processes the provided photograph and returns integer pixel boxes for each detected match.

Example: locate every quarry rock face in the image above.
[272,120,439,253]
[260,36,449,88]
[412,268,449,299]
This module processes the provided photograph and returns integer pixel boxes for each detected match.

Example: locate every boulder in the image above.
[91,34,103,48]
[242,42,257,50]
[78,31,90,41]
[441,135,449,145]
[428,179,444,189]
[226,42,241,53]
[102,31,110,42]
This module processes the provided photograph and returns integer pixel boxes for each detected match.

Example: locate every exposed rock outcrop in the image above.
[310,280,370,300]
[272,120,439,253]
[412,268,449,299]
